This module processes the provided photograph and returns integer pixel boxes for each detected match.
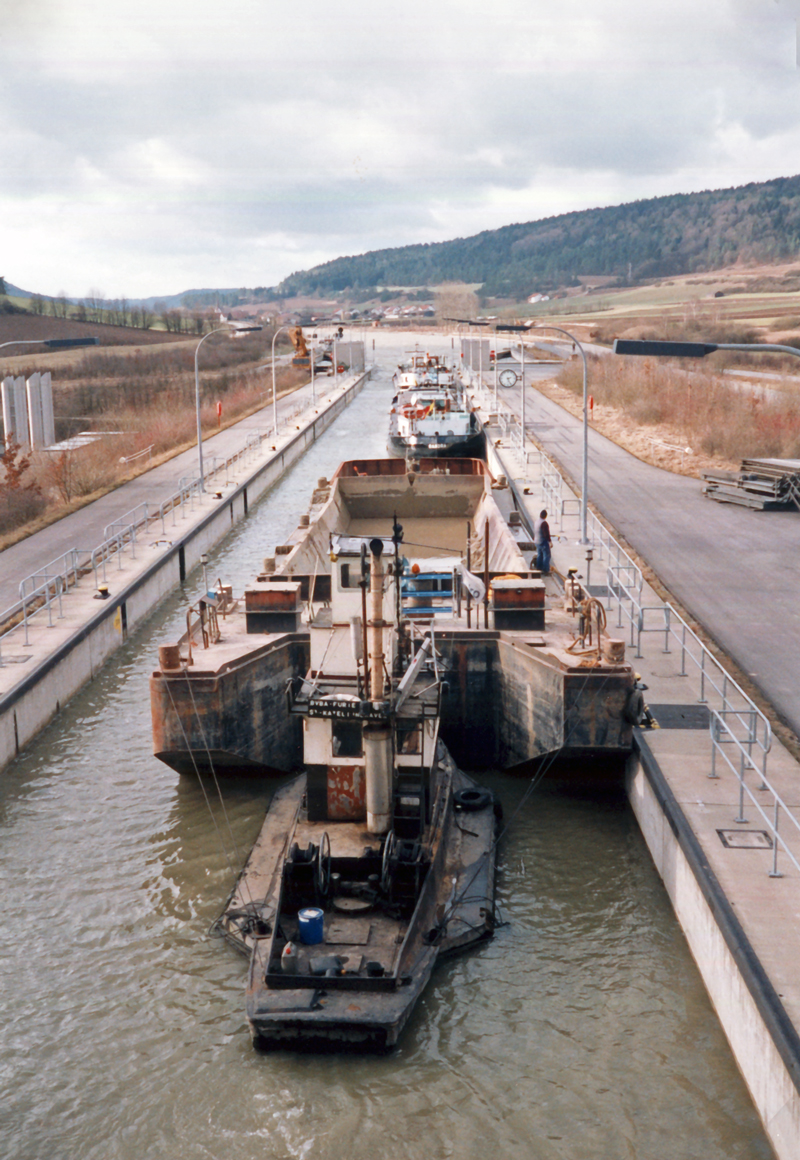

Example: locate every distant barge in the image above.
[388,354,484,459]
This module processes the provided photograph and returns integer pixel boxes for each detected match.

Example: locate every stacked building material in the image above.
[702,458,800,509]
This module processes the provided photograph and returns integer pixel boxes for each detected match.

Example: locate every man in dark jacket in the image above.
[533,509,552,574]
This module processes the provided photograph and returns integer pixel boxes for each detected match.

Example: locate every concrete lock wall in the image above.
[0,374,369,773]
[627,738,800,1160]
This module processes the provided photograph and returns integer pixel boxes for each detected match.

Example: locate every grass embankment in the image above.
[554,353,800,476]
[0,333,307,548]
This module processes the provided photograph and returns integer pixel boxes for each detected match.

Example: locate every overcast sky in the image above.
[2,0,799,299]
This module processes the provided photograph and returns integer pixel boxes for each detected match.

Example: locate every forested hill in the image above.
[275,174,800,300]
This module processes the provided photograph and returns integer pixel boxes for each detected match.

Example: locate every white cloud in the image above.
[0,0,798,296]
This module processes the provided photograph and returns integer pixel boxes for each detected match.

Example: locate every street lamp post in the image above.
[535,324,590,544]
[194,323,262,489]
[310,337,316,405]
[271,325,295,439]
[493,340,498,408]
[194,327,231,490]
[0,337,99,354]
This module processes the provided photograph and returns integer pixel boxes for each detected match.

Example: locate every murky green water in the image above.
[0,348,773,1159]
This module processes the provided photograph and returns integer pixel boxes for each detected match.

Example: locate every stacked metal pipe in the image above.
[702,458,800,509]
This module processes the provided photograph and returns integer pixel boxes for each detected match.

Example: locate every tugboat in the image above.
[213,535,498,1049]
[388,353,484,459]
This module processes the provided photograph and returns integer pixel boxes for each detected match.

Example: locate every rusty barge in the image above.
[151,458,639,781]
[212,533,497,1048]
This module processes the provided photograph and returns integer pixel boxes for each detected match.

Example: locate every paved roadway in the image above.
[0,367,343,617]
[498,372,800,740]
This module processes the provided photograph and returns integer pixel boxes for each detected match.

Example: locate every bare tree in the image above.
[86,288,105,323]
[434,283,480,324]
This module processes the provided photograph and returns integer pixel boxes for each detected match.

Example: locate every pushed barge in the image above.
[151,458,639,781]
[150,457,635,784]
[214,536,498,1048]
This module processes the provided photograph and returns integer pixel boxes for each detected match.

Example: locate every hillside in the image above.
[274,174,800,301]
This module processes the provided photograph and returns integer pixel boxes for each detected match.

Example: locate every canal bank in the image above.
[0,368,370,774]
[473,369,800,1160]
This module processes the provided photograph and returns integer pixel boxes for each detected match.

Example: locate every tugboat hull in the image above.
[217,752,498,1051]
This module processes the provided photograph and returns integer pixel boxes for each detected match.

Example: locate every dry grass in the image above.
[557,355,800,465]
[0,351,307,545]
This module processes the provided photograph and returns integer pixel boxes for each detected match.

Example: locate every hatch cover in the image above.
[717,829,773,849]
[325,918,372,945]
[646,704,710,730]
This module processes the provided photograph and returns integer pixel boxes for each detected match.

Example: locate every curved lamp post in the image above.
[534,324,589,545]
[194,327,231,490]
[194,324,261,489]
[271,325,296,438]
[0,337,99,354]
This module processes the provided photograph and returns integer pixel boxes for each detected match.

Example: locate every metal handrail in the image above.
[638,602,771,752]
[103,502,151,542]
[708,709,790,878]
[607,561,644,650]
[539,451,564,528]
[120,444,154,465]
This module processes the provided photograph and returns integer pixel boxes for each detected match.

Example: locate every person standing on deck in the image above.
[534,509,552,575]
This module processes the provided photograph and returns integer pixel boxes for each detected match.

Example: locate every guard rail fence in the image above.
[471,367,784,878]
[0,428,275,660]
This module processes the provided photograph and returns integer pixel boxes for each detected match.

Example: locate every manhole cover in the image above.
[332,896,373,914]
[717,829,773,849]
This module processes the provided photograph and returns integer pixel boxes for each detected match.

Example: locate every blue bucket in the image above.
[298,907,324,945]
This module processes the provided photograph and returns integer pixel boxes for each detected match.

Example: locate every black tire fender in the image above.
[624,689,645,725]
[454,788,492,812]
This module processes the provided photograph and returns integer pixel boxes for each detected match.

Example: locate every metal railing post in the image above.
[770,804,783,878]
